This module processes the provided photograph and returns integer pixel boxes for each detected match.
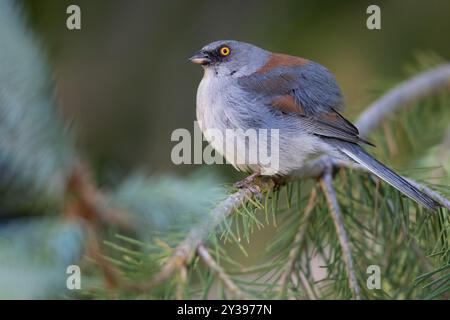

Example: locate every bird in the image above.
[189,40,440,211]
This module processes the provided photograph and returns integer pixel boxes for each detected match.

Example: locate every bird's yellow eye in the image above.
[219,46,231,57]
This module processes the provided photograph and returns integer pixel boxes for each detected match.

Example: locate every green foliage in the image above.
[83,172,448,299]
[109,171,227,236]
[369,52,450,178]
[0,1,75,213]
[0,218,85,299]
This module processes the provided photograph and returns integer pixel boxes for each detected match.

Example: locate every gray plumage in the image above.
[238,62,345,114]
[327,139,439,211]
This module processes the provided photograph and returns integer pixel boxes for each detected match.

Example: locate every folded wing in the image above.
[238,57,372,146]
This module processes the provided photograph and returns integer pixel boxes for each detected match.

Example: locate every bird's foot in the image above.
[234,172,260,189]
[233,172,265,200]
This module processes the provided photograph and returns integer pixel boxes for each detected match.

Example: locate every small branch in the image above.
[356,64,450,138]
[297,271,319,300]
[197,244,247,299]
[404,177,450,210]
[278,189,317,299]
[176,265,188,300]
[65,163,133,229]
[85,225,122,290]
[64,163,133,290]
[291,155,450,210]
[134,187,255,291]
[320,169,362,300]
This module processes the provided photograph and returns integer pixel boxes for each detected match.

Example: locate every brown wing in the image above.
[238,54,373,146]
[269,92,373,146]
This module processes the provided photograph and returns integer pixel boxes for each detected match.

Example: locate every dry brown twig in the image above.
[64,163,134,229]
[140,64,450,297]
[64,163,134,289]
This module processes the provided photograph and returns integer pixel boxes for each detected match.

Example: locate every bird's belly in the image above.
[195,78,330,175]
[196,79,262,173]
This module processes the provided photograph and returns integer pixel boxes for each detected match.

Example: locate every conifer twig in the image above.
[278,189,317,299]
[65,164,133,228]
[143,64,450,295]
[404,177,450,210]
[320,168,362,300]
[197,243,247,299]
[176,265,188,300]
[356,64,450,138]
[290,155,450,210]
[134,187,255,291]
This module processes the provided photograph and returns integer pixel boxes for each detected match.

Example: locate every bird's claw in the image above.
[233,172,260,189]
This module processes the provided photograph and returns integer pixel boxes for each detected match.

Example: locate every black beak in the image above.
[188,50,211,65]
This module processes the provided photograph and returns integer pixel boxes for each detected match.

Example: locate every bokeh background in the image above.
[23,0,450,184]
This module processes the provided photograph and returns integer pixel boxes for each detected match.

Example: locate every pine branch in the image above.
[176,265,188,300]
[197,243,247,299]
[65,164,133,228]
[404,178,450,210]
[64,164,136,290]
[277,189,317,298]
[320,169,361,300]
[292,157,450,210]
[129,187,256,291]
[356,64,450,138]
[142,64,450,297]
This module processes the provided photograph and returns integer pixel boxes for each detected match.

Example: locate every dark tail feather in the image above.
[332,140,440,211]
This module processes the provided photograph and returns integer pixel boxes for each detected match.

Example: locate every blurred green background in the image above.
[23,0,450,183]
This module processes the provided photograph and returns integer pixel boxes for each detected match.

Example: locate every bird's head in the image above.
[189,40,270,77]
